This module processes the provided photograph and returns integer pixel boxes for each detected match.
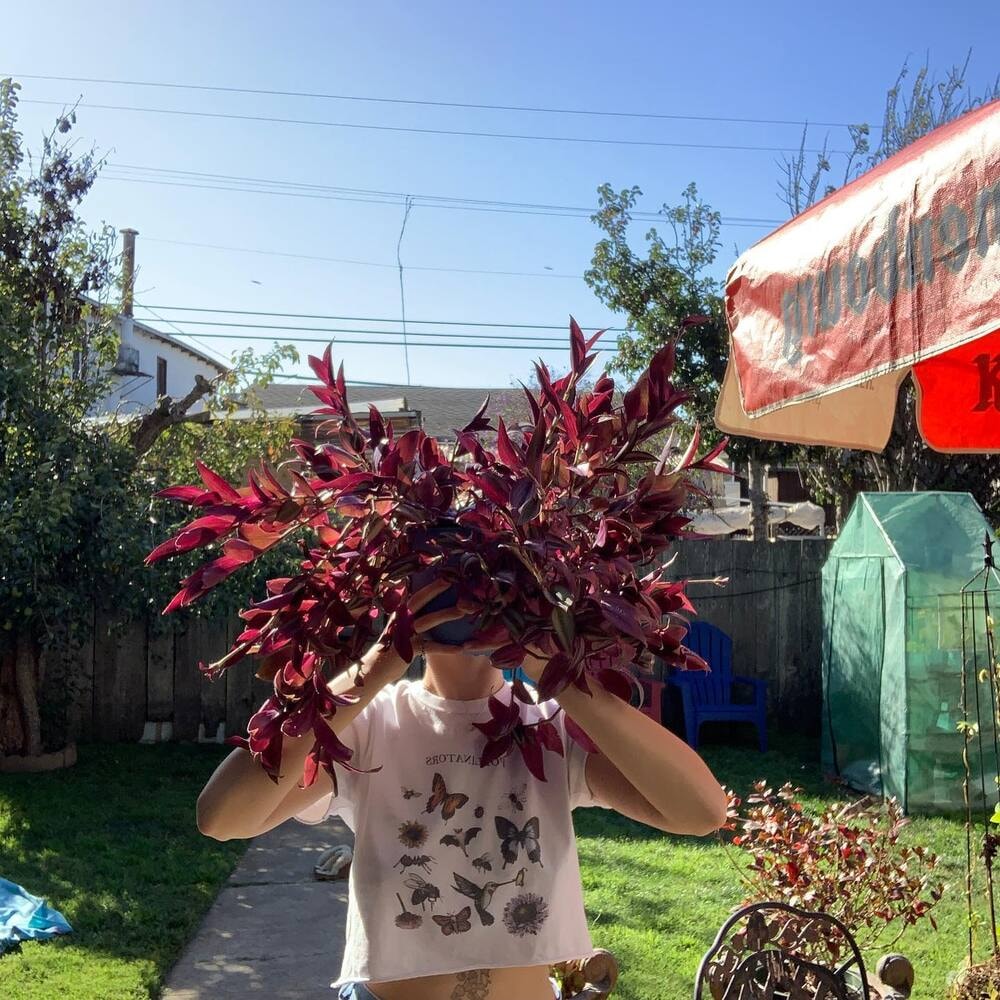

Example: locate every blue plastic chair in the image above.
[668,621,768,752]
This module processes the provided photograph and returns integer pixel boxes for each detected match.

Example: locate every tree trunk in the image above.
[11,632,42,757]
[748,459,769,541]
[130,374,217,457]
[0,646,25,754]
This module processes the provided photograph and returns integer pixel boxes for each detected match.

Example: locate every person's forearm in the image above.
[556,680,727,835]
[196,647,403,840]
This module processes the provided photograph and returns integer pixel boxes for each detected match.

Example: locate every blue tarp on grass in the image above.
[0,876,72,955]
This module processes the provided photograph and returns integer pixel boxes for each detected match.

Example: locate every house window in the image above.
[156,356,167,398]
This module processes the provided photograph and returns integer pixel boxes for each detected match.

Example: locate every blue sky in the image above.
[6,0,998,388]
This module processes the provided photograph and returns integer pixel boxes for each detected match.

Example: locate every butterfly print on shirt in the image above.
[432,906,472,936]
[425,772,469,821]
[440,827,481,857]
[495,815,543,868]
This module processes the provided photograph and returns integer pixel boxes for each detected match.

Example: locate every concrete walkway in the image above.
[162,819,353,999]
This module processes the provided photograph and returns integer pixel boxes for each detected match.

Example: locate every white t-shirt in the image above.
[294,679,601,988]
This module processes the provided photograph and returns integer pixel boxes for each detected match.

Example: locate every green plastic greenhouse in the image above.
[821,492,1000,813]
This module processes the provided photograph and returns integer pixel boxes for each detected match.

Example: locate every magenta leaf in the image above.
[195,461,242,502]
[517,726,547,781]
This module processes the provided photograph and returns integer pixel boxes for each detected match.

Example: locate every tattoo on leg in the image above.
[451,968,491,1000]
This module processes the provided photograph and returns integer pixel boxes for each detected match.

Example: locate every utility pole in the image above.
[748,458,769,541]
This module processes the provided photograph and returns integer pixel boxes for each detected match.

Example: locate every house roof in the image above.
[246,382,529,440]
[131,317,229,374]
[225,399,415,422]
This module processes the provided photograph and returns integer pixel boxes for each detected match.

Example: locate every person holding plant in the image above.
[197,577,728,1000]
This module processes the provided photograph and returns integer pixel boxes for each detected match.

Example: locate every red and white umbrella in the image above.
[716,97,1000,453]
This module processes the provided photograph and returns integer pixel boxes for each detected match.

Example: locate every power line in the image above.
[132,317,614,344]
[137,302,233,366]
[153,330,614,352]
[136,304,626,331]
[249,372,407,389]
[101,172,776,231]
[21,98,852,155]
[11,73,875,129]
[105,163,784,227]
[141,236,584,280]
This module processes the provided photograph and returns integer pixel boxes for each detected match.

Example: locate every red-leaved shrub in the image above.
[724,781,944,960]
[147,319,725,787]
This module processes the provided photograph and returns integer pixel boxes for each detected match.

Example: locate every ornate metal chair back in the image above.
[694,902,871,1000]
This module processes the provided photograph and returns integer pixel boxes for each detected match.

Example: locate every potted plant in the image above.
[148,318,725,787]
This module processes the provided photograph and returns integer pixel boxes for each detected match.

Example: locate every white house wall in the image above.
[91,326,224,417]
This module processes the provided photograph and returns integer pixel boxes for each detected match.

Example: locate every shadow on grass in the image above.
[0,743,246,987]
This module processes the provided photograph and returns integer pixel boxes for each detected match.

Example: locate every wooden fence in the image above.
[666,538,831,733]
[68,538,831,744]
[67,607,271,746]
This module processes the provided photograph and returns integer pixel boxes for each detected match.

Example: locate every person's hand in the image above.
[363,580,472,682]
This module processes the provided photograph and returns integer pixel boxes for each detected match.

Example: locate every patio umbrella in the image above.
[716,97,1000,453]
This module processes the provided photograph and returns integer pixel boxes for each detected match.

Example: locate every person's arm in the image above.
[196,581,458,841]
[195,646,402,841]
[525,657,728,836]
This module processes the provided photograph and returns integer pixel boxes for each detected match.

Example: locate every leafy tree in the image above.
[0,80,299,757]
[778,54,1000,523]
[588,55,1000,533]
[585,182,784,536]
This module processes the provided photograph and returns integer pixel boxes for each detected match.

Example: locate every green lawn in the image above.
[576,731,988,1000]
[0,744,246,1000]
[0,736,988,1000]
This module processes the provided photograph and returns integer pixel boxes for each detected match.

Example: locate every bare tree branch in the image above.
[129,373,222,456]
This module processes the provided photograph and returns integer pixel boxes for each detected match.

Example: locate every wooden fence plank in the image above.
[92,604,120,742]
[224,616,255,738]
[69,600,96,743]
[173,619,204,741]
[117,618,148,742]
[198,617,230,741]
[146,623,174,723]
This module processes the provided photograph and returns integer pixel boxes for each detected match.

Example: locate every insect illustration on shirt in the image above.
[495,815,543,869]
[425,772,469,822]
[500,783,527,813]
[401,786,420,800]
[472,853,493,873]
[451,867,526,927]
[393,854,436,874]
[403,873,441,910]
[439,826,481,857]
[432,906,472,936]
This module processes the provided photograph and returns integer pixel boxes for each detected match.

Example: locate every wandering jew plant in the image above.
[147,319,725,788]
